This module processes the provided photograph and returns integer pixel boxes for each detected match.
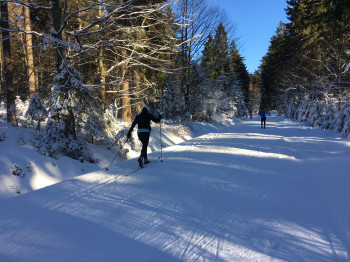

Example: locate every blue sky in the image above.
[211,0,289,73]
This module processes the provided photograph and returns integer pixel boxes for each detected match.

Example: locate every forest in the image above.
[0,0,349,161]
[261,0,350,137]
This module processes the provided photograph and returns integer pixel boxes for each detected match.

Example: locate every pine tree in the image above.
[260,21,289,110]
[228,40,250,103]
[201,34,215,77]
[212,23,230,77]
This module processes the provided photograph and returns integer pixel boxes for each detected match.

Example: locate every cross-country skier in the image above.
[259,110,266,129]
[127,106,162,168]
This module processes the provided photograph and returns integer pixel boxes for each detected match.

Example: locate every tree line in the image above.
[260,0,350,137]
[0,0,253,159]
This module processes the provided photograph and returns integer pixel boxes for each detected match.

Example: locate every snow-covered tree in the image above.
[341,106,350,138]
[335,102,350,135]
[321,102,337,130]
[307,100,325,127]
[38,62,106,161]
[82,106,117,144]
[161,80,186,121]
[25,94,48,131]
[297,99,312,123]
[195,23,247,120]
[285,101,296,120]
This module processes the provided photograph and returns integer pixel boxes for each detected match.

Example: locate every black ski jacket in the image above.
[128,108,161,135]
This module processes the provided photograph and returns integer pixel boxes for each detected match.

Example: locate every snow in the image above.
[1,112,350,261]
[345,62,350,73]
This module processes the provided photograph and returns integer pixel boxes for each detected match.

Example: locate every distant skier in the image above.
[127,106,162,168]
[249,110,253,119]
[260,110,266,129]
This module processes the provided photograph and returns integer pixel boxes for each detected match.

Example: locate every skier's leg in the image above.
[138,132,150,161]
[142,133,150,161]
[137,133,146,168]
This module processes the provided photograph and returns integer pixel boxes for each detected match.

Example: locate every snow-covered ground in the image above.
[1,113,350,261]
[0,111,224,200]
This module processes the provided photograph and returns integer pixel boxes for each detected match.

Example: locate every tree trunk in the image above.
[98,3,106,111]
[50,0,77,139]
[118,0,132,123]
[180,0,191,111]
[1,2,16,124]
[0,34,3,100]
[121,76,131,123]
[99,47,106,111]
[23,4,36,98]
[36,120,40,132]
[120,44,132,122]
[51,0,65,71]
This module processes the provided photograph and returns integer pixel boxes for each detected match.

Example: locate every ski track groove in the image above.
[181,208,235,261]
[180,228,198,260]
[318,188,350,259]
[52,165,145,211]
[76,159,157,198]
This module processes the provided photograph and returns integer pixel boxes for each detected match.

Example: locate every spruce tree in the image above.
[260,21,289,110]
[39,62,104,160]
[212,23,230,77]
[228,40,250,103]
[201,34,215,77]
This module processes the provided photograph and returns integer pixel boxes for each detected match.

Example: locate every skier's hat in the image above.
[142,106,150,113]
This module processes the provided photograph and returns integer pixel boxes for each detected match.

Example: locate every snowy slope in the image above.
[0,116,213,199]
[1,113,350,261]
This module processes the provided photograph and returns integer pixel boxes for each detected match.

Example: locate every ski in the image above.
[126,158,160,176]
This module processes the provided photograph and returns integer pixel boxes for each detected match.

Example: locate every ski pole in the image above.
[107,134,121,150]
[160,121,163,162]
[154,109,163,162]
[106,137,129,171]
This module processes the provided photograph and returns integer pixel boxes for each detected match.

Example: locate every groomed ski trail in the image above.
[0,113,350,262]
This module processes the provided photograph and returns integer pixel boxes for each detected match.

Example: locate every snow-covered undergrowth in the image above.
[0,103,234,200]
[285,99,350,138]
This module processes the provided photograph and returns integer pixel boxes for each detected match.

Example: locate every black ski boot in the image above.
[138,157,144,168]
[144,158,150,165]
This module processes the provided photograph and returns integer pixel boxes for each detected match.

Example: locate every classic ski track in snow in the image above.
[1,114,350,262]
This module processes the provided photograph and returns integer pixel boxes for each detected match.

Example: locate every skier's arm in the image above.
[150,112,162,123]
[127,116,138,138]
